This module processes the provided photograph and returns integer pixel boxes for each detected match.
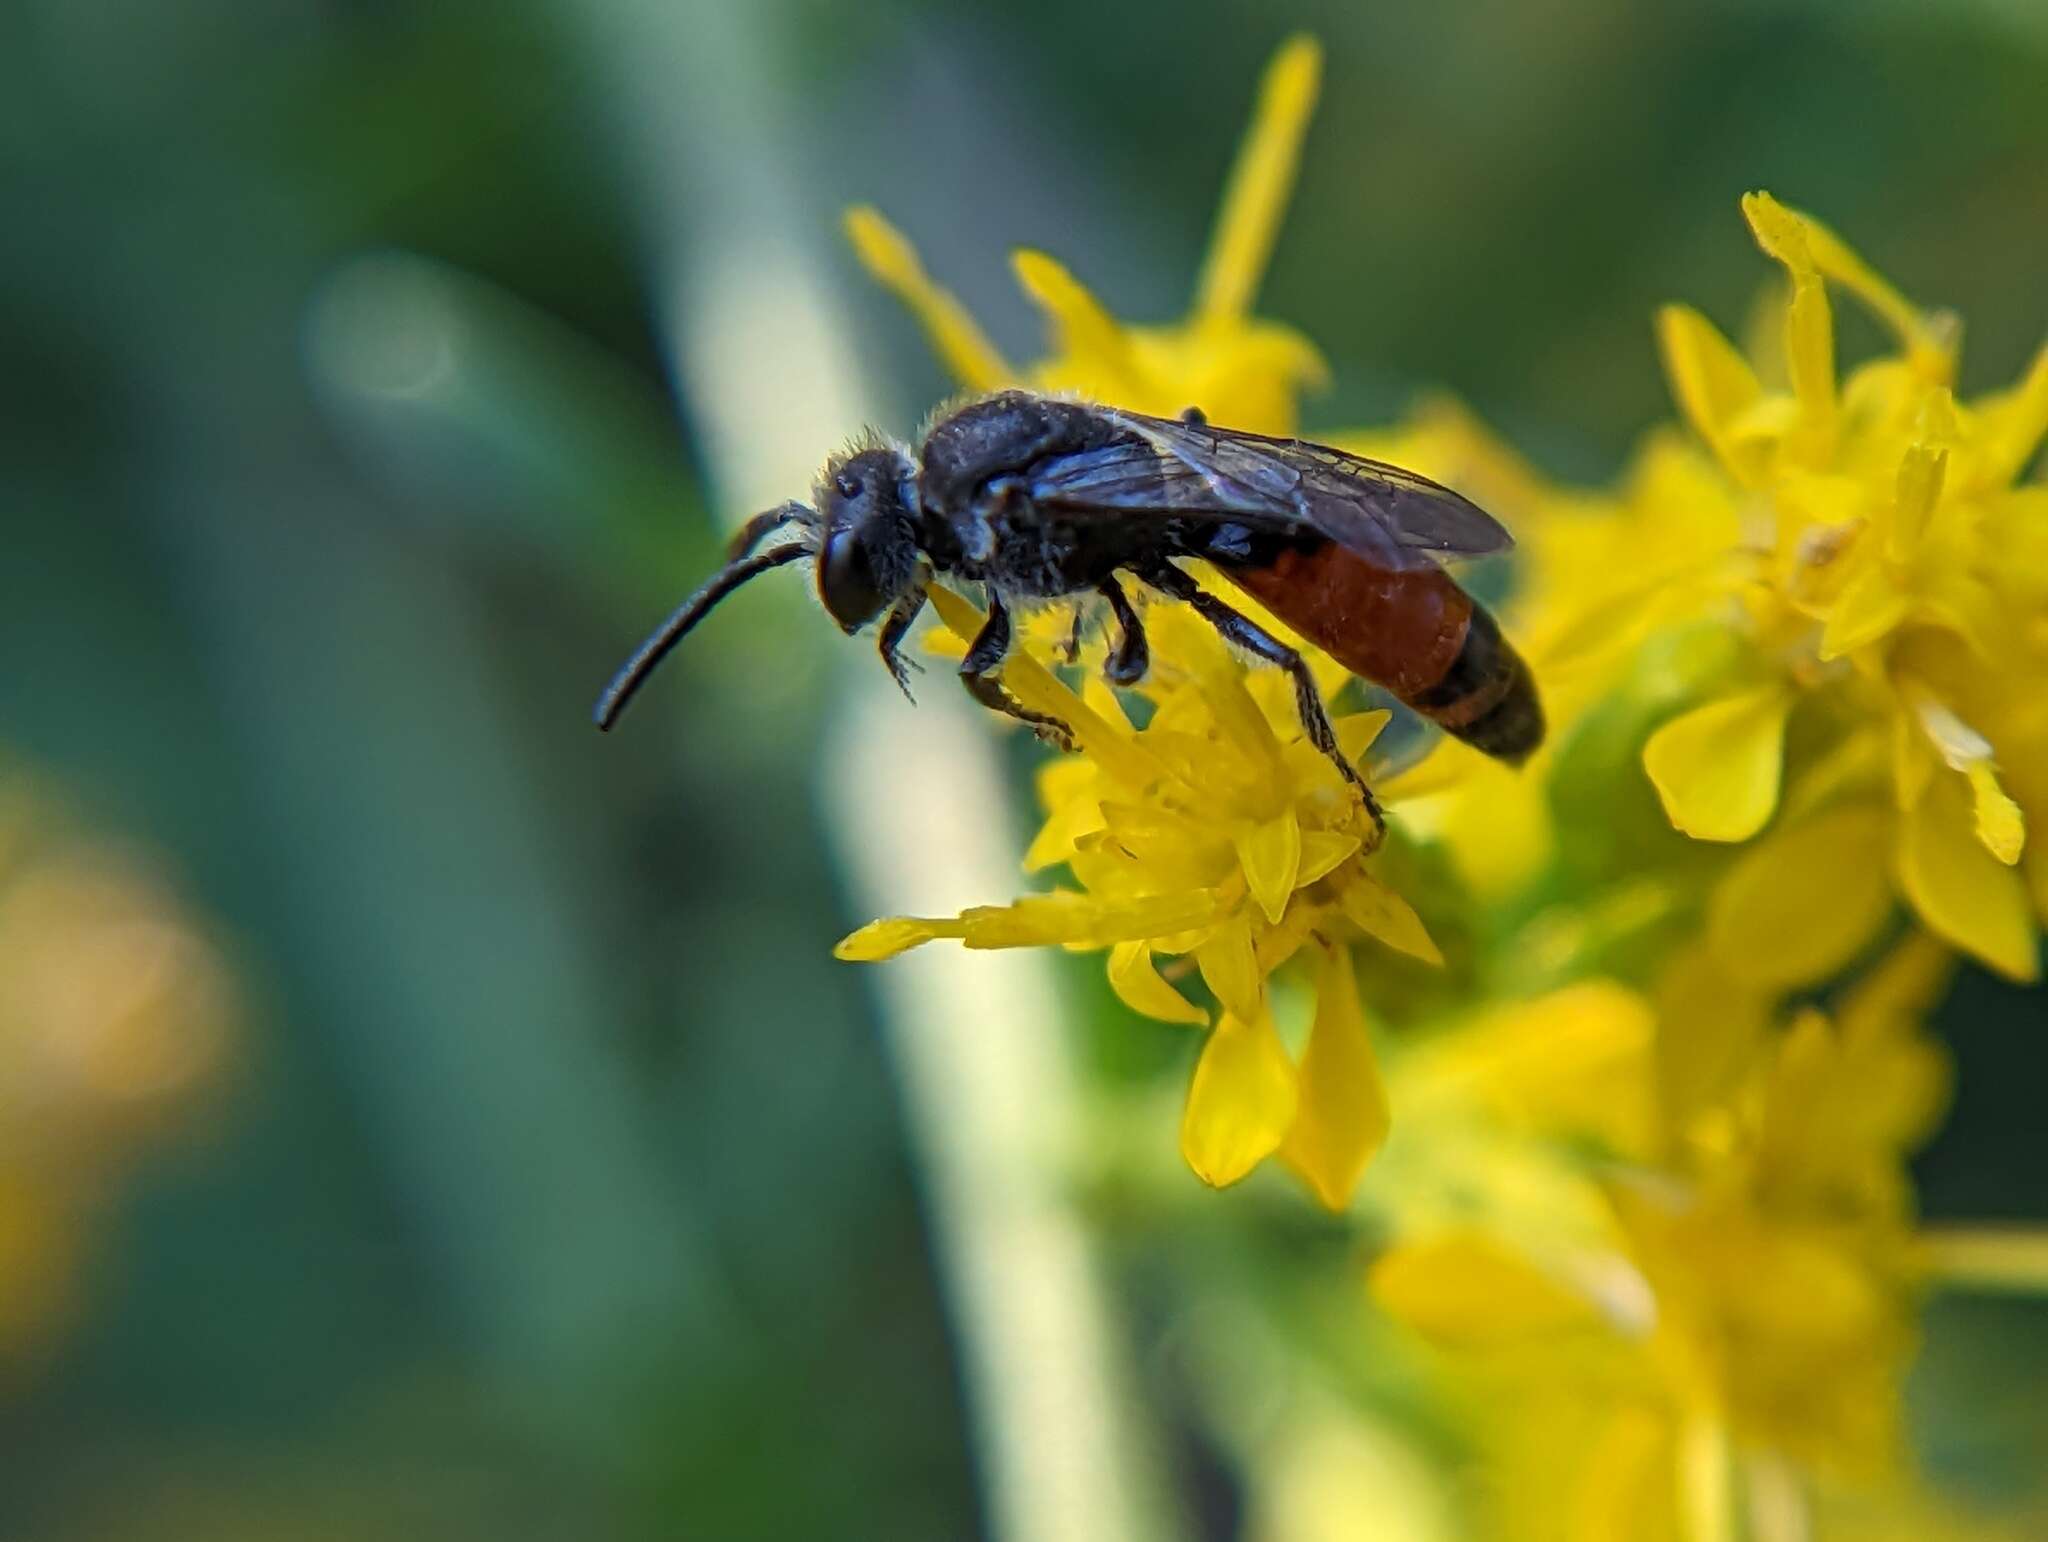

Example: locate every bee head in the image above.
[815,444,920,633]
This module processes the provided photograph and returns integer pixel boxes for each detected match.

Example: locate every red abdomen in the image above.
[1221,542,1543,763]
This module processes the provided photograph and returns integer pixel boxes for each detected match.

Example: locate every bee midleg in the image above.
[1140,562,1381,821]
[959,591,1078,750]
[877,586,928,702]
[1097,577,1148,687]
[1058,604,1086,665]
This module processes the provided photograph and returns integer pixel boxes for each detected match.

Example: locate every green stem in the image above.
[559,5,1182,1537]
[1919,1224,2048,1295]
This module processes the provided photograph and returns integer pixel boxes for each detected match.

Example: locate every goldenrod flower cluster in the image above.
[0,767,235,1360]
[1527,190,2048,986]
[832,33,2043,1537]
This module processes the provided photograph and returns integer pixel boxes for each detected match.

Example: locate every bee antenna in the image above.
[593,541,811,730]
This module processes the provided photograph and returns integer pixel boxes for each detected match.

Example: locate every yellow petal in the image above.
[1978,338,2048,488]
[1837,931,1954,1041]
[1909,695,2026,863]
[1917,382,1962,446]
[842,206,1010,391]
[1966,760,2025,865]
[1334,709,1393,763]
[1095,801,1234,890]
[1180,1009,1298,1187]
[1886,440,1947,563]
[1196,909,1264,1023]
[1655,946,1771,1132]
[1013,249,1143,393]
[834,887,1233,962]
[1707,805,1894,989]
[833,916,947,962]
[1234,808,1302,924]
[1897,774,2039,981]
[1643,687,1793,842]
[1819,561,1910,660]
[1295,830,1362,888]
[1335,872,1442,965]
[1107,940,1208,1026]
[1575,1412,1682,1542]
[1892,706,1936,812]
[1679,1416,1736,1542]
[1128,319,1326,435]
[1404,753,1555,902]
[1743,191,1837,464]
[1656,304,1765,484]
[1194,34,1321,323]
[1188,635,1288,789]
[1021,787,1104,873]
[968,890,1233,949]
[1369,1230,1603,1346]
[1278,945,1389,1210]
[1405,981,1656,1155]
[1779,199,1945,372]
[1252,898,1317,976]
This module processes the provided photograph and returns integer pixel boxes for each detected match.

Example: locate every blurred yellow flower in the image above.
[0,769,236,1359]
[1366,937,1956,1538]
[1532,193,2047,982]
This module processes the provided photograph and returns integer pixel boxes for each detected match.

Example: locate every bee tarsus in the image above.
[958,591,1080,751]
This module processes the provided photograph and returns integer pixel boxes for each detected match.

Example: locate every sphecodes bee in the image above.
[594,390,1544,807]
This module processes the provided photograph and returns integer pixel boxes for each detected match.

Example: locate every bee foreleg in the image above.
[1098,577,1149,687]
[959,592,1077,751]
[877,587,928,703]
[1139,561,1380,822]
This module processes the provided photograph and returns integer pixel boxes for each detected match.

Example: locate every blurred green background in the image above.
[2,1,2044,1537]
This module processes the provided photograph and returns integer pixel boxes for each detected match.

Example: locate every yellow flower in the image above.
[831,37,1473,1204]
[1532,193,2047,982]
[844,34,1329,437]
[787,35,2048,1538]
[0,767,236,1357]
[1365,938,1955,1537]
[839,586,1430,1203]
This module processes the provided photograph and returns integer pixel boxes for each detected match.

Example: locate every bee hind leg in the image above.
[959,592,1078,751]
[1139,561,1382,824]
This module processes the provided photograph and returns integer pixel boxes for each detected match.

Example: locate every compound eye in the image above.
[817,528,885,632]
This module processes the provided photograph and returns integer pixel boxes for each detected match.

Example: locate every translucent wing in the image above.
[1025,407,1512,569]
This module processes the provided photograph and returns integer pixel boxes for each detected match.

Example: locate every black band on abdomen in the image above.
[1402,603,1545,765]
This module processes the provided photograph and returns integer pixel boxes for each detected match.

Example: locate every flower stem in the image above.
[1919,1224,2048,1295]
[559,5,1183,1536]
